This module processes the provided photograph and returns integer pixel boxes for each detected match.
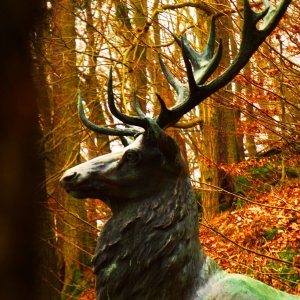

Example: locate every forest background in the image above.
[1,0,299,299]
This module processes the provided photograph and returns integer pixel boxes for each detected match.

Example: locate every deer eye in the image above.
[124,150,140,163]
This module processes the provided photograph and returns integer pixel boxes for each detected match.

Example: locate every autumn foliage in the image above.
[200,155,300,295]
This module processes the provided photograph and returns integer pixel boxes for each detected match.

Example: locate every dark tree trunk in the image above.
[0,1,56,299]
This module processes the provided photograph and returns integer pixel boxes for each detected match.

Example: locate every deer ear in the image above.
[159,134,180,160]
[141,119,180,163]
[141,118,164,145]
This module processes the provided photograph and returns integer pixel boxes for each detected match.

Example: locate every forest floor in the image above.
[200,160,300,295]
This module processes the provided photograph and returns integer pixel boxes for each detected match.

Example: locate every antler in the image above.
[78,0,290,139]
[156,0,291,129]
[78,68,149,137]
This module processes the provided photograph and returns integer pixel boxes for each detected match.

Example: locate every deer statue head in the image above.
[60,0,297,299]
[61,116,186,213]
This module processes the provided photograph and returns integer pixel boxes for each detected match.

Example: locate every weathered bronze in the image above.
[60,0,298,299]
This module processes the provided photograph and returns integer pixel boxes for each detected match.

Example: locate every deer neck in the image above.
[93,174,215,300]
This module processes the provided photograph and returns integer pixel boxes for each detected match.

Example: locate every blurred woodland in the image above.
[3,0,299,298]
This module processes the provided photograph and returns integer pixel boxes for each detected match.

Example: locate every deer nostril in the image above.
[62,172,78,183]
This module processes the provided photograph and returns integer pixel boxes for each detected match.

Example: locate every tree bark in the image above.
[0,0,59,299]
[49,0,94,295]
[198,0,241,220]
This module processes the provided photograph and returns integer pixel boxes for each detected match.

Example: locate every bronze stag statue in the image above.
[60,0,298,299]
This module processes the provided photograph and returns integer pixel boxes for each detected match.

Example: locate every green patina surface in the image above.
[105,263,117,277]
[197,272,299,299]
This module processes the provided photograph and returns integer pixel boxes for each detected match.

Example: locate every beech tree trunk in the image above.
[49,0,94,295]
[198,0,242,220]
[84,0,111,157]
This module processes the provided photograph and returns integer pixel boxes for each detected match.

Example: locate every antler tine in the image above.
[78,91,140,137]
[132,90,146,118]
[180,36,200,95]
[156,0,290,129]
[158,54,185,98]
[119,136,130,147]
[202,17,216,62]
[205,0,291,93]
[107,67,149,130]
[180,18,222,85]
